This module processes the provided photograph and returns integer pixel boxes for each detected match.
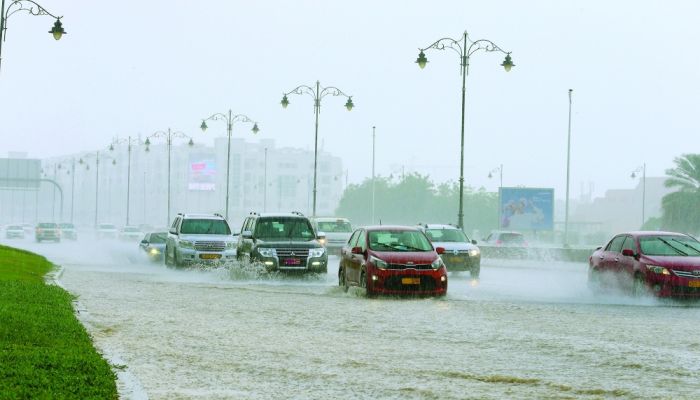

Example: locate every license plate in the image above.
[689,280,700,288]
[284,258,301,265]
[446,256,464,263]
[199,253,221,260]
[401,277,420,285]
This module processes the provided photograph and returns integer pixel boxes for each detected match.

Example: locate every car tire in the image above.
[339,267,349,293]
[632,273,647,297]
[164,245,172,267]
[361,270,373,297]
[173,250,182,268]
[470,267,480,280]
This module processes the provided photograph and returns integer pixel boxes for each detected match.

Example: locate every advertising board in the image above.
[499,187,554,231]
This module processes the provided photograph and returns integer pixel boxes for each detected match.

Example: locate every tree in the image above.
[661,154,700,233]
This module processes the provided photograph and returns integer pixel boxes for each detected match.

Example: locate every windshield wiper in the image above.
[670,238,700,255]
[656,237,688,256]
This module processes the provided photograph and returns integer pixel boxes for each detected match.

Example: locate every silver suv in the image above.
[165,213,237,267]
[419,224,481,278]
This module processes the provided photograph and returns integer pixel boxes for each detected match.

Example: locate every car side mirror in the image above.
[317,231,326,240]
[351,246,363,255]
[168,227,177,235]
[435,247,445,255]
[471,239,477,245]
[622,249,636,257]
[140,240,148,245]
[595,246,602,251]
[242,230,253,239]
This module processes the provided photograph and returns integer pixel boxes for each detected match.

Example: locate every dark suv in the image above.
[236,212,328,273]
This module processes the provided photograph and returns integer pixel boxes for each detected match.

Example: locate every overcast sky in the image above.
[1,0,698,200]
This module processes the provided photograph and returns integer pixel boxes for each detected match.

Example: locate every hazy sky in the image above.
[1,0,698,200]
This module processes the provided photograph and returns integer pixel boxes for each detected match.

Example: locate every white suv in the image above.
[165,213,237,267]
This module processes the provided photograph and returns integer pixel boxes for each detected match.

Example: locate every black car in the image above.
[236,212,327,273]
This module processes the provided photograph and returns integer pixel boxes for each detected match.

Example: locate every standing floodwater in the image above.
[7,238,700,399]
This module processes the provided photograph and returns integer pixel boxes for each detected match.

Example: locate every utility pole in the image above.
[564,89,573,246]
[371,126,376,224]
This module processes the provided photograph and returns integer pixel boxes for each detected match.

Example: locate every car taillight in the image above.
[495,239,502,245]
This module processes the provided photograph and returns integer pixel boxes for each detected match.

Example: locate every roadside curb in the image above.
[48,263,149,400]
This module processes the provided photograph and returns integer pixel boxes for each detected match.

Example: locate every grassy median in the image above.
[0,245,117,399]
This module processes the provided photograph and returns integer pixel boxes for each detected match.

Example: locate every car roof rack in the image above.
[249,211,259,216]
[291,211,304,216]
[213,213,224,218]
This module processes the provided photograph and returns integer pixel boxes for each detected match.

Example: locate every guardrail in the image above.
[479,245,595,263]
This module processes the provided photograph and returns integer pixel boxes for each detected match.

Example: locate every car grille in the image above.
[195,241,225,252]
[386,263,433,270]
[384,276,437,291]
[276,248,310,257]
[672,269,700,279]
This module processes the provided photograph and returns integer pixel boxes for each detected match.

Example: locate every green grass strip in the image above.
[0,245,118,399]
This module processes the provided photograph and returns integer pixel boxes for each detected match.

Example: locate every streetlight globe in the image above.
[416,51,428,69]
[144,138,151,146]
[200,120,208,132]
[112,159,116,165]
[501,53,515,72]
[281,95,290,108]
[109,144,114,151]
[49,18,66,41]
[252,123,260,134]
[188,138,194,147]
[631,172,636,179]
[345,97,354,111]
[79,158,84,164]
[488,172,493,179]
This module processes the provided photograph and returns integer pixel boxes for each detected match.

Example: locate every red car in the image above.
[589,231,700,298]
[338,225,448,297]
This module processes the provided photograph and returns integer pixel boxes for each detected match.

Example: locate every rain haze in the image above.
[2,1,700,400]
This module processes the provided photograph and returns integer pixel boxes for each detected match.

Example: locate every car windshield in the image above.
[368,230,433,252]
[317,221,352,233]
[180,219,231,235]
[425,228,468,243]
[499,233,524,243]
[254,218,315,240]
[38,223,57,228]
[640,235,700,256]
[59,223,74,229]
[149,233,167,243]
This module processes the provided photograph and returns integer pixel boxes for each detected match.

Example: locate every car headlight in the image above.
[431,257,444,270]
[646,265,670,275]
[468,249,480,257]
[149,248,160,255]
[225,241,236,249]
[179,240,194,249]
[369,255,388,270]
[258,248,277,257]
[309,247,325,258]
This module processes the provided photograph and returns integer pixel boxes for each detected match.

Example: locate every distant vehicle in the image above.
[119,226,143,241]
[482,230,527,247]
[22,223,33,234]
[311,217,353,255]
[237,212,328,273]
[139,232,168,262]
[165,213,237,267]
[339,225,448,297]
[5,225,25,239]
[59,222,77,240]
[419,223,481,278]
[589,231,700,298]
[36,222,60,242]
[96,223,118,239]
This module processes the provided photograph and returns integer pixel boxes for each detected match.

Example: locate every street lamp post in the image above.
[631,164,647,228]
[280,80,354,217]
[372,126,376,224]
[263,147,268,212]
[79,151,116,228]
[0,0,65,72]
[145,129,193,227]
[110,136,144,226]
[200,110,259,221]
[488,164,503,228]
[416,30,514,229]
[564,89,573,246]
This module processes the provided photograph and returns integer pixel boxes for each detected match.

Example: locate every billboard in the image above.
[0,158,41,189]
[499,187,554,231]
[188,153,216,191]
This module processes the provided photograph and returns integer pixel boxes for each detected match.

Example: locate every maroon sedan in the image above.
[589,231,700,298]
[338,225,448,297]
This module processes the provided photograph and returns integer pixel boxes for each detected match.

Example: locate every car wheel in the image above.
[174,250,182,268]
[632,273,647,297]
[361,270,373,297]
[470,267,480,280]
[339,267,349,293]
[164,246,172,267]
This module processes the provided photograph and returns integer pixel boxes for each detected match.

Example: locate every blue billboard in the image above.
[499,187,554,231]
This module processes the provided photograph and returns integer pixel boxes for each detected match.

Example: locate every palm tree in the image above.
[662,154,700,233]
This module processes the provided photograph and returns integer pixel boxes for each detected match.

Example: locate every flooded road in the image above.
[4,238,700,399]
